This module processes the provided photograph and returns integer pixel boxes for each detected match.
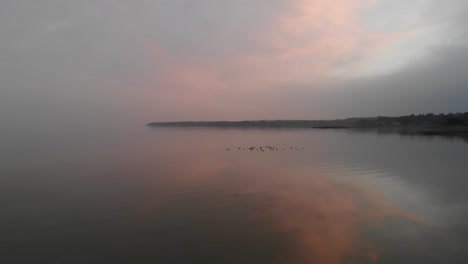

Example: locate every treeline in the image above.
[146,112,468,128]
[355,112,468,127]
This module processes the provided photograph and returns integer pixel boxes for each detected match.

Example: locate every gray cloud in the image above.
[273,43,468,119]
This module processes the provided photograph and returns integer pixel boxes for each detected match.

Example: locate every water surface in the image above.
[2,127,468,263]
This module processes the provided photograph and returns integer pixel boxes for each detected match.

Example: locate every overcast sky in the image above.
[1,0,467,125]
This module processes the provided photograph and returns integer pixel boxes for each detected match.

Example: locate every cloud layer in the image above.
[1,0,467,124]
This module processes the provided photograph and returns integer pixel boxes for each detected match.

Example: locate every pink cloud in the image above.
[237,0,413,81]
[116,0,417,120]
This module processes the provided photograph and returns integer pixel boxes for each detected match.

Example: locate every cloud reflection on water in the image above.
[111,133,428,263]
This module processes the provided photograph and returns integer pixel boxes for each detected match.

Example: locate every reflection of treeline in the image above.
[147,120,349,128]
[147,112,468,128]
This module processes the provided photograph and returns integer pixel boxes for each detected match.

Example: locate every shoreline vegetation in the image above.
[147,112,468,138]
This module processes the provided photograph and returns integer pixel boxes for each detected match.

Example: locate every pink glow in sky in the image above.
[114,0,420,121]
[2,0,467,123]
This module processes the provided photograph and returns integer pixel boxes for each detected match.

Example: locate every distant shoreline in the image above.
[146,122,468,139]
[147,112,468,138]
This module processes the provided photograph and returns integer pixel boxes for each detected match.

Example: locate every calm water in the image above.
[2,127,468,263]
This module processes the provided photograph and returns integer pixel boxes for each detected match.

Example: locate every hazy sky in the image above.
[1,0,467,124]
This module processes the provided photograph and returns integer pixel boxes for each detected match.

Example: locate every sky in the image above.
[1,0,468,125]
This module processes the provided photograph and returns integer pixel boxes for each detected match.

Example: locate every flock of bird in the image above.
[226,145,304,152]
